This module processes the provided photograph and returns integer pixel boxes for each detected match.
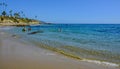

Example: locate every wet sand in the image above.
[0,31,119,69]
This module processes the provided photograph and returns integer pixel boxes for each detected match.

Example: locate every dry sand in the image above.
[0,31,119,69]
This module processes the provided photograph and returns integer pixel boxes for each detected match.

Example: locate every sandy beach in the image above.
[0,29,119,69]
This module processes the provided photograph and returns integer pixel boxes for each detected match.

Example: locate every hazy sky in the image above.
[0,0,120,23]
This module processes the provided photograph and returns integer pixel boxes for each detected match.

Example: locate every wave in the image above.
[82,59,119,67]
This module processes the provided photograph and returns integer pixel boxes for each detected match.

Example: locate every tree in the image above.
[23,14,25,18]
[2,11,6,16]
[2,2,7,11]
[20,11,24,18]
[0,3,2,5]
[0,2,7,16]
[14,13,20,18]
[0,3,2,7]
[35,16,37,19]
[5,4,7,10]
[0,3,2,15]
[9,10,12,17]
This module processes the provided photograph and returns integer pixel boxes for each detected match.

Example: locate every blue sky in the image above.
[0,0,120,23]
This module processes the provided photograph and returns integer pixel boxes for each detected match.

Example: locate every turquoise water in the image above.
[5,24,120,65]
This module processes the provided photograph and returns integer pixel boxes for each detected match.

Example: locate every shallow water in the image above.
[5,24,120,65]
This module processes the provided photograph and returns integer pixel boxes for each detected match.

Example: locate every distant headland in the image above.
[0,2,44,26]
[0,15,41,26]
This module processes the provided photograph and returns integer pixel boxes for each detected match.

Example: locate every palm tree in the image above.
[20,11,26,18]
[23,14,25,18]
[35,16,37,19]
[0,2,7,16]
[9,10,12,17]
[4,4,7,11]
[2,3,5,11]
[0,3,2,15]
[0,3,2,8]
[2,2,7,11]
[14,13,20,18]
[0,3,2,5]
[2,11,6,16]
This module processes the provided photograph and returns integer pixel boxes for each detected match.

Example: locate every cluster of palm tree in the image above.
[0,2,7,11]
[0,2,7,16]
[0,2,25,18]
[0,2,39,23]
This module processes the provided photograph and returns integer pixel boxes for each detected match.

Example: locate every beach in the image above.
[0,27,119,69]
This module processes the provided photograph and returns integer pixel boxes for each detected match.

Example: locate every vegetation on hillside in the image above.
[0,2,40,25]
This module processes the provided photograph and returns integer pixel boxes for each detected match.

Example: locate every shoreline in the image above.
[22,34,120,67]
[0,27,119,69]
[0,22,40,26]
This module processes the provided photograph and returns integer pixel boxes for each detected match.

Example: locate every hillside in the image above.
[0,16,41,26]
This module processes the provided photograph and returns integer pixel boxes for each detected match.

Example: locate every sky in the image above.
[0,0,120,24]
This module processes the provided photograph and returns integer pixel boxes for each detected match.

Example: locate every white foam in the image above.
[82,59,119,67]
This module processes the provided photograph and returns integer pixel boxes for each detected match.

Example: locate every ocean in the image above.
[4,24,120,66]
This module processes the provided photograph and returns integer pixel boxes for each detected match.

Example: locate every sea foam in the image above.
[82,59,119,67]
